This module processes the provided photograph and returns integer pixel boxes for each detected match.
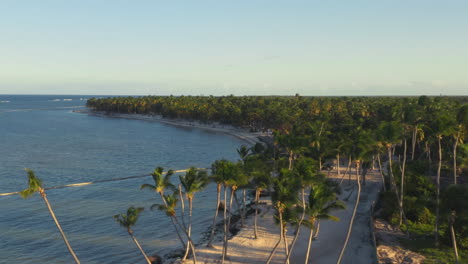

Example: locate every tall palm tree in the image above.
[207,160,228,248]
[113,206,152,264]
[250,168,271,239]
[222,162,248,263]
[266,169,299,264]
[237,145,251,227]
[303,183,345,264]
[453,105,468,184]
[179,167,209,262]
[429,111,453,245]
[151,193,197,263]
[337,127,372,264]
[20,169,81,264]
[284,158,319,262]
[140,167,185,247]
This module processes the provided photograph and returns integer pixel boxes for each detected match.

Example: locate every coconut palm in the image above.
[20,169,81,264]
[337,127,372,264]
[141,167,185,247]
[284,158,319,262]
[113,206,152,264]
[429,111,454,245]
[207,160,229,247]
[303,182,345,264]
[266,169,299,264]
[179,167,209,262]
[237,145,251,227]
[222,162,248,263]
[250,167,272,239]
[452,105,468,184]
[151,193,197,264]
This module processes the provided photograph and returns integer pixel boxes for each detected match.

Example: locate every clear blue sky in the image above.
[1,1,467,96]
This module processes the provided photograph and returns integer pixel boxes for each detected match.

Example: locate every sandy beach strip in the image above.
[75,109,264,146]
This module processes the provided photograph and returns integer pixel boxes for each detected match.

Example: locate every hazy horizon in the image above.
[1,1,467,96]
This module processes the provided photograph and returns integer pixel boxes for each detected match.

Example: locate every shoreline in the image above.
[75,109,267,146]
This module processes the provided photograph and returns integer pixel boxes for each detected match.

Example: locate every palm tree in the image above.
[222,162,248,263]
[284,158,318,262]
[250,168,271,239]
[113,206,152,264]
[151,193,197,264]
[266,169,299,264]
[179,167,209,262]
[207,160,228,248]
[303,182,345,264]
[429,111,454,245]
[20,169,81,264]
[237,145,251,227]
[141,167,185,247]
[337,127,372,264]
[453,105,468,184]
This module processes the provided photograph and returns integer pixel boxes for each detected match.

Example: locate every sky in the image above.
[0,1,467,96]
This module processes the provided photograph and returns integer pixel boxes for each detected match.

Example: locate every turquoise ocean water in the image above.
[0,95,243,263]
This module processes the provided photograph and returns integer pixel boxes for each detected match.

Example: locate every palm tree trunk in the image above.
[172,216,197,263]
[348,156,352,185]
[304,220,315,264]
[435,136,442,246]
[266,209,283,264]
[178,184,187,230]
[224,186,236,258]
[242,189,246,228]
[453,132,460,184]
[182,197,194,262]
[336,154,340,176]
[40,190,80,264]
[450,214,460,264]
[221,185,228,264]
[313,221,320,239]
[254,189,259,239]
[412,126,417,160]
[336,161,361,264]
[161,193,186,248]
[377,153,386,191]
[288,151,294,170]
[399,138,407,226]
[207,184,221,247]
[129,232,152,264]
[388,147,410,236]
[283,225,290,264]
[285,188,306,263]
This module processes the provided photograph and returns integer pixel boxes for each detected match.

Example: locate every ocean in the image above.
[0,95,244,263]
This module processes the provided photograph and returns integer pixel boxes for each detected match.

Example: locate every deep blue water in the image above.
[0,95,244,263]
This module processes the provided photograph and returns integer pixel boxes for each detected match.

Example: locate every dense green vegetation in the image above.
[87,95,467,263]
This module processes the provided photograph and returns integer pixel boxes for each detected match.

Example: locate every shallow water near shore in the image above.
[0,95,244,263]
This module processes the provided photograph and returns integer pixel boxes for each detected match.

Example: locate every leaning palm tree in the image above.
[151,193,197,262]
[113,206,152,264]
[179,167,209,262]
[140,167,185,248]
[302,182,345,264]
[20,169,81,264]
